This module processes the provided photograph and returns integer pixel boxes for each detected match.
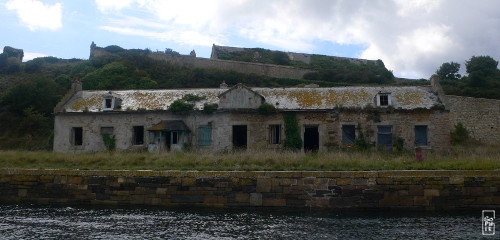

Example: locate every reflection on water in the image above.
[0,205,485,239]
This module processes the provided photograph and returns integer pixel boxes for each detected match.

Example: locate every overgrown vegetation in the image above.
[168,100,194,113]
[257,102,276,115]
[283,112,302,150]
[1,145,499,170]
[102,134,116,151]
[451,122,469,145]
[438,55,500,99]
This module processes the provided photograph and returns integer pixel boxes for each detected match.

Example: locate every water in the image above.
[0,205,491,239]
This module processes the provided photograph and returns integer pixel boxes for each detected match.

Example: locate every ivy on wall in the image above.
[283,112,302,150]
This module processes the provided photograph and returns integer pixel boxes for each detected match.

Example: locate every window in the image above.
[377,93,391,107]
[105,98,112,109]
[377,125,393,151]
[72,127,83,146]
[342,125,356,145]
[198,126,212,146]
[133,126,144,145]
[172,131,179,144]
[269,125,281,144]
[415,125,428,146]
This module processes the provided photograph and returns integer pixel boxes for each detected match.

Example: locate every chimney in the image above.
[220,81,228,89]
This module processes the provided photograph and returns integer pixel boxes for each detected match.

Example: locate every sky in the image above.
[1,0,500,79]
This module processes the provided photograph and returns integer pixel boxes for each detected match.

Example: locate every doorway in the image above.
[232,125,247,149]
[304,126,319,152]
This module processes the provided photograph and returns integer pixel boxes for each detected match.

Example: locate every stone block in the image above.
[204,195,227,206]
[170,195,204,203]
[18,189,27,197]
[409,185,423,196]
[250,193,262,206]
[449,176,464,185]
[256,178,271,193]
[336,178,352,186]
[68,176,82,185]
[352,178,368,186]
[156,188,167,195]
[376,178,394,185]
[263,198,286,207]
[234,193,250,203]
[181,177,196,187]
[424,189,440,197]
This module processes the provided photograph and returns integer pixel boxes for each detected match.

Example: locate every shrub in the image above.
[202,103,218,114]
[283,112,302,150]
[354,131,370,151]
[102,134,116,151]
[258,102,276,115]
[169,100,194,113]
[451,122,468,145]
[182,94,205,102]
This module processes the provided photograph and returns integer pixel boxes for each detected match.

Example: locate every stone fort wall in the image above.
[1,169,499,211]
[446,95,500,144]
[90,48,314,80]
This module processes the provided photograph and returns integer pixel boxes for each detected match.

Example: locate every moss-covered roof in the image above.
[59,86,441,113]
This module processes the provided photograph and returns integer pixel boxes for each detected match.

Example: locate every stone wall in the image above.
[1,170,499,211]
[446,95,500,144]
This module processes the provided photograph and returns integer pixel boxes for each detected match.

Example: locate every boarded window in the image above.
[101,127,114,136]
[198,126,212,146]
[415,125,428,146]
[133,126,144,145]
[377,125,393,151]
[342,125,356,145]
[72,127,83,146]
[269,125,281,144]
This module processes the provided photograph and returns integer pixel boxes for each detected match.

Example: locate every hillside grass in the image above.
[0,145,499,171]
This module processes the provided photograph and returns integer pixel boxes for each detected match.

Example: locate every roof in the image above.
[58,85,442,113]
[148,120,190,132]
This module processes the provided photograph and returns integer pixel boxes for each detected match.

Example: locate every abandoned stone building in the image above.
[53,80,450,153]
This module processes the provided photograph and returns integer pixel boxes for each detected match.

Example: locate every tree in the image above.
[465,56,499,87]
[436,62,461,80]
[465,55,498,74]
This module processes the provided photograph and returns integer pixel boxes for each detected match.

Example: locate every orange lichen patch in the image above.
[130,92,172,110]
[394,90,424,106]
[70,95,101,111]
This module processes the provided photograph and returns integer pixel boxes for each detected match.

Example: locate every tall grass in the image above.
[0,145,499,171]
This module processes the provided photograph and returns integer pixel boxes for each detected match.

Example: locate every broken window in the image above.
[198,126,212,146]
[232,125,247,149]
[269,125,281,144]
[133,126,144,145]
[415,125,428,146]
[304,125,319,152]
[172,131,179,144]
[104,98,112,109]
[72,127,83,146]
[377,125,393,151]
[342,125,356,145]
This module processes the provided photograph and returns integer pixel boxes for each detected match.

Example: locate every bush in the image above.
[283,112,302,150]
[169,100,194,113]
[258,102,276,115]
[202,103,218,114]
[102,134,116,151]
[354,131,370,151]
[451,122,468,145]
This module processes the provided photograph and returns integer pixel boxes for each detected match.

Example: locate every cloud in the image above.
[5,0,62,31]
[23,52,47,61]
[93,0,500,78]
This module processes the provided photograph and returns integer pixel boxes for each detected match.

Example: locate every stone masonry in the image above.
[1,170,499,211]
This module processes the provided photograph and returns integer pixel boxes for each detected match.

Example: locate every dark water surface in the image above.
[0,205,491,239]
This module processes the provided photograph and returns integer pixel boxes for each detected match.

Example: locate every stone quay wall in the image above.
[1,170,499,211]
[446,95,500,145]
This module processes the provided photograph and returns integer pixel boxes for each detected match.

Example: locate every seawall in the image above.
[1,169,499,211]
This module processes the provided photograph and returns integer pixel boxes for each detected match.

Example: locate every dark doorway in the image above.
[304,126,319,152]
[232,125,247,149]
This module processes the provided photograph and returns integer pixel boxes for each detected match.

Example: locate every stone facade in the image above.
[446,95,500,144]
[1,169,499,211]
